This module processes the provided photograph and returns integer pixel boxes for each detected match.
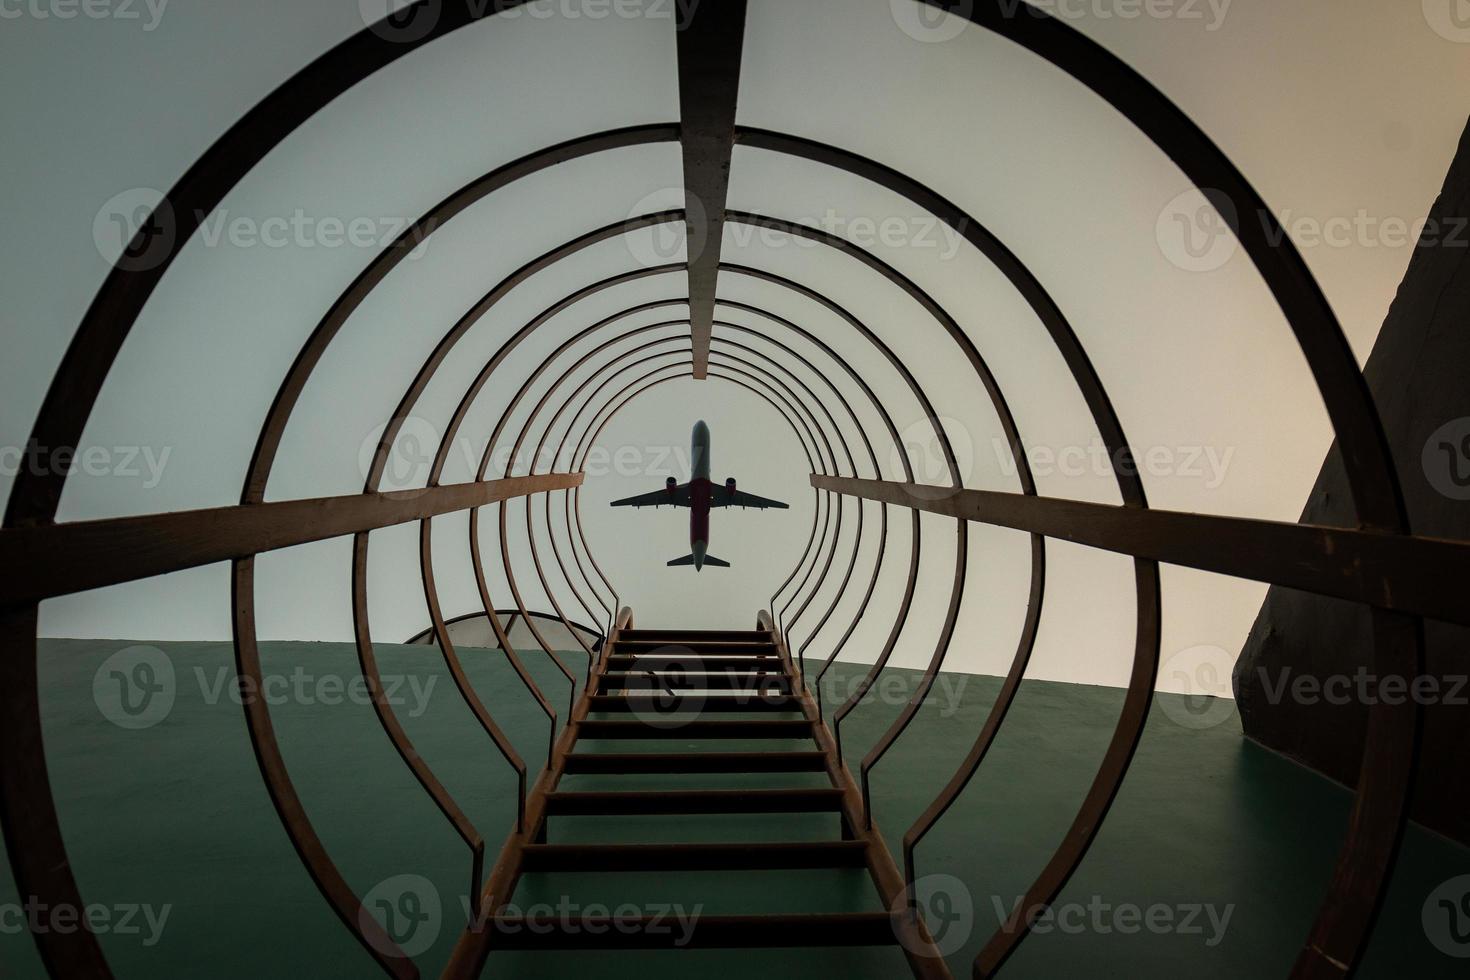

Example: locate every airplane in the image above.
[609,420,788,571]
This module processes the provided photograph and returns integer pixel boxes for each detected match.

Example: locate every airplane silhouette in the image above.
[609,420,787,570]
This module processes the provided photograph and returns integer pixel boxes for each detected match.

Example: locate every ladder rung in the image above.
[614,640,777,655]
[605,656,781,671]
[519,840,868,871]
[484,911,900,950]
[619,629,772,642]
[561,751,828,773]
[543,787,845,815]
[575,719,815,740]
[586,694,803,713]
[598,671,792,692]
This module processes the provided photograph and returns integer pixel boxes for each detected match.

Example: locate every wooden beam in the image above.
[676,0,747,378]
[811,474,1470,627]
[0,473,582,604]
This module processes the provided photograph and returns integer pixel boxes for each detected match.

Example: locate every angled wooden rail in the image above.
[811,475,1470,628]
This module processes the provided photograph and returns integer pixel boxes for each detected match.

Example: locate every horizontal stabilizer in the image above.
[667,554,731,568]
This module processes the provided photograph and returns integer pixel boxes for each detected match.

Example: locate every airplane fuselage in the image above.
[688,420,712,569]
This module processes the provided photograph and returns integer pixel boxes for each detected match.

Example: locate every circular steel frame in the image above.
[0,4,1427,980]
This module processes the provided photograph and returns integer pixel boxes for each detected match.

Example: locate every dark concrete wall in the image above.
[1233,118,1470,846]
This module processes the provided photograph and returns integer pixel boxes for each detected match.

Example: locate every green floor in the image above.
[3,639,1465,977]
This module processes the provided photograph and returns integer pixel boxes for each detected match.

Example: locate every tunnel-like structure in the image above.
[2,3,1466,979]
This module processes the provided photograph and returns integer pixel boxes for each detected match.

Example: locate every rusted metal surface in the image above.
[441,607,635,980]
[0,474,579,605]
[713,336,877,677]
[758,612,953,980]
[811,477,1470,625]
[1,2,1446,976]
[676,0,747,377]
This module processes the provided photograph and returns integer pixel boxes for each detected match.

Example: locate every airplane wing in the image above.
[712,487,789,510]
[610,483,691,508]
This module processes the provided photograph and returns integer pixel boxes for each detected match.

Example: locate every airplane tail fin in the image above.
[666,554,731,568]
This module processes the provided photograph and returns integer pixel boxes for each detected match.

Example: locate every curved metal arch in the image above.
[493,326,834,640]
[710,355,849,635]
[516,329,695,632]
[0,4,1423,975]
[494,347,710,679]
[710,320,898,712]
[408,205,984,665]
[519,320,868,643]
[516,327,697,628]
[708,334,875,677]
[559,354,821,623]
[510,325,858,660]
[762,8,1423,967]
[574,365,823,502]
[705,355,849,638]
[705,305,923,708]
[502,337,834,652]
[230,143,686,978]
[394,231,960,687]
[417,266,693,769]
[537,280,938,744]
[547,304,917,729]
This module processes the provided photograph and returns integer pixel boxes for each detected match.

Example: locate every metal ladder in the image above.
[442,611,950,978]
